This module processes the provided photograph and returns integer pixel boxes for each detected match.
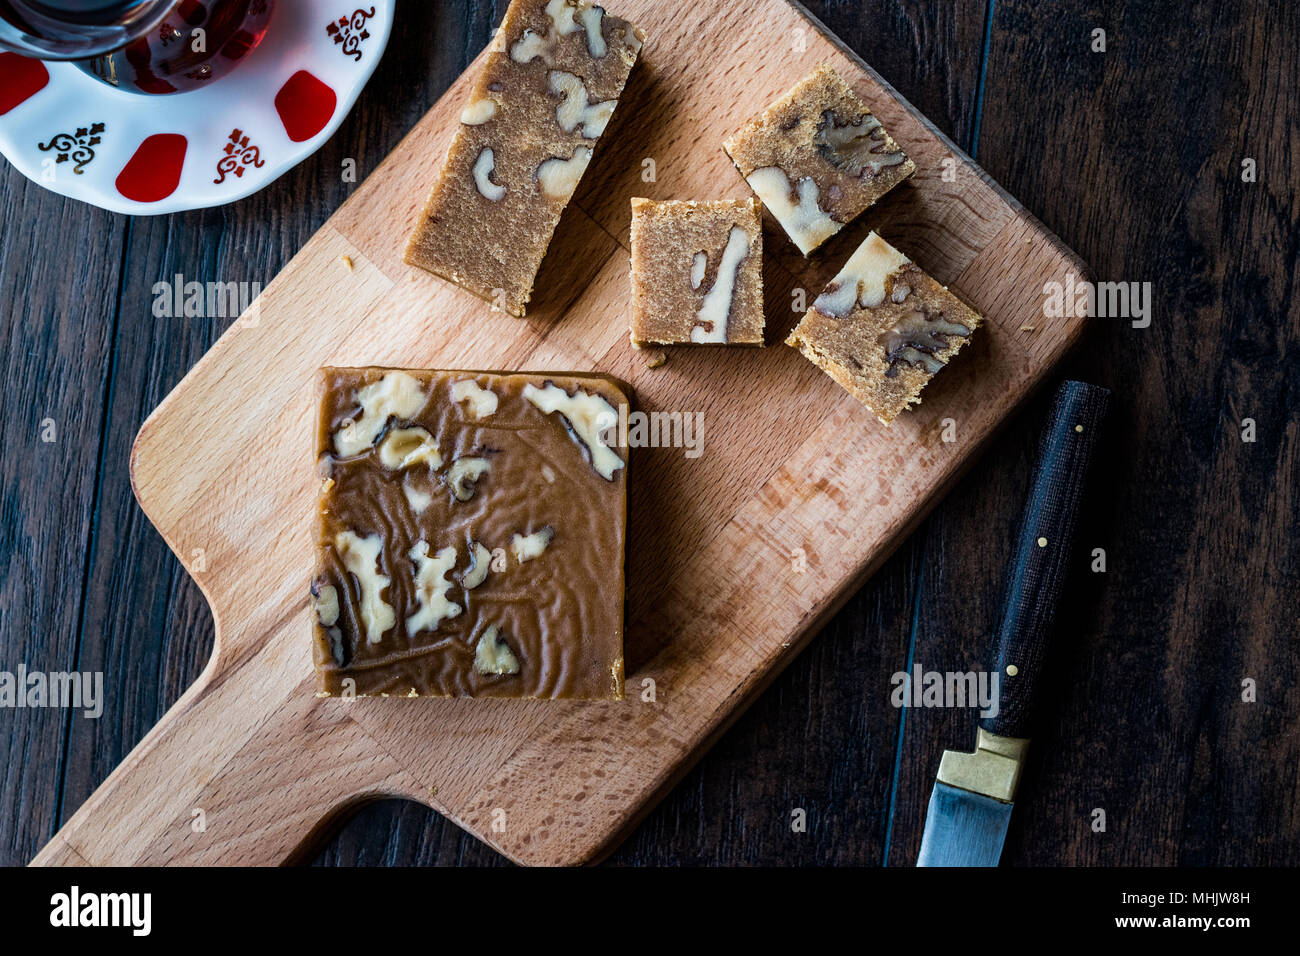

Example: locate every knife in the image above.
[916,380,1110,867]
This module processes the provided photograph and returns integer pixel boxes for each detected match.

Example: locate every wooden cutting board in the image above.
[33,0,1088,867]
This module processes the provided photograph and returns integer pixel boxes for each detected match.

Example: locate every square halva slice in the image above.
[629,197,764,345]
[785,231,982,424]
[723,64,914,255]
[312,367,628,698]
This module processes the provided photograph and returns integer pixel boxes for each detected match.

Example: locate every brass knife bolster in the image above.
[936,728,1030,803]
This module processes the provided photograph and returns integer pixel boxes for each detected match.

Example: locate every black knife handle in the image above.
[980,381,1109,740]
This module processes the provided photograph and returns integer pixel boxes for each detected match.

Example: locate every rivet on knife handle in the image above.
[982,380,1110,745]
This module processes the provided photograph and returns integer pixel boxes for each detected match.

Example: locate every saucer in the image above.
[0,2,393,215]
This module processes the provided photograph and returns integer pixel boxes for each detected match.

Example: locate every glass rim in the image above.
[0,0,178,61]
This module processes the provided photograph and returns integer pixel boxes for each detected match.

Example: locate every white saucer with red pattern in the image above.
[0,2,393,215]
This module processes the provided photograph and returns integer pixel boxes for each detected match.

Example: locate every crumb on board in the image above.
[1019,324,1037,332]
[340,255,354,270]
[645,349,668,369]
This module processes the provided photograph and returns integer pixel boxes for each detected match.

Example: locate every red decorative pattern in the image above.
[326,7,376,62]
[116,134,188,203]
[215,128,265,184]
[275,70,337,143]
[0,54,49,116]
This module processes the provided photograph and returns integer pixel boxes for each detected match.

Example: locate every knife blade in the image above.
[916,380,1109,867]
[917,783,1013,867]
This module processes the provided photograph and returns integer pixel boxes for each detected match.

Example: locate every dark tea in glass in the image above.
[0,0,275,94]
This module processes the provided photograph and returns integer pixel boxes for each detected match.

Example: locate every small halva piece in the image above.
[724,65,915,255]
[785,231,982,425]
[629,198,765,346]
[312,367,629,698]
[403,0,646,316]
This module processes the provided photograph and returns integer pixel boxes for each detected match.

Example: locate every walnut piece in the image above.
[509,28,552,64]
[312,584,339,627]
[511,526,555,563]
[378,426,442,471]
[451,379,499,418]
[406,541,462,634]
[690,252,707,289]
[447,456,491,501]
[334,371,427,457]
[462,541,493,589]
[523,382,624,480]
[745,166,838,255]
[402,476,433,515]
[335,530,395,643]
[473,147,506,201]
[474,624,521,676]
[814,109,909,177]
[311,580,345,666]
[878,306,973,377]
[536,147,592,199]
[549,70,617,138]
[460,96,498,125]
[691,225,751,344]
[812,231,910,317]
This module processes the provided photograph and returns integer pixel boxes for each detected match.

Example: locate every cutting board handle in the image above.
[30,652,417,866]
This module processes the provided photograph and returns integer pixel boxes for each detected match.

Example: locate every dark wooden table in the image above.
[1,0,1296,867]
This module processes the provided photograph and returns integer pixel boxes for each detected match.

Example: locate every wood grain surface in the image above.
[26,0,1086,867]
[2,0,1296,866]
